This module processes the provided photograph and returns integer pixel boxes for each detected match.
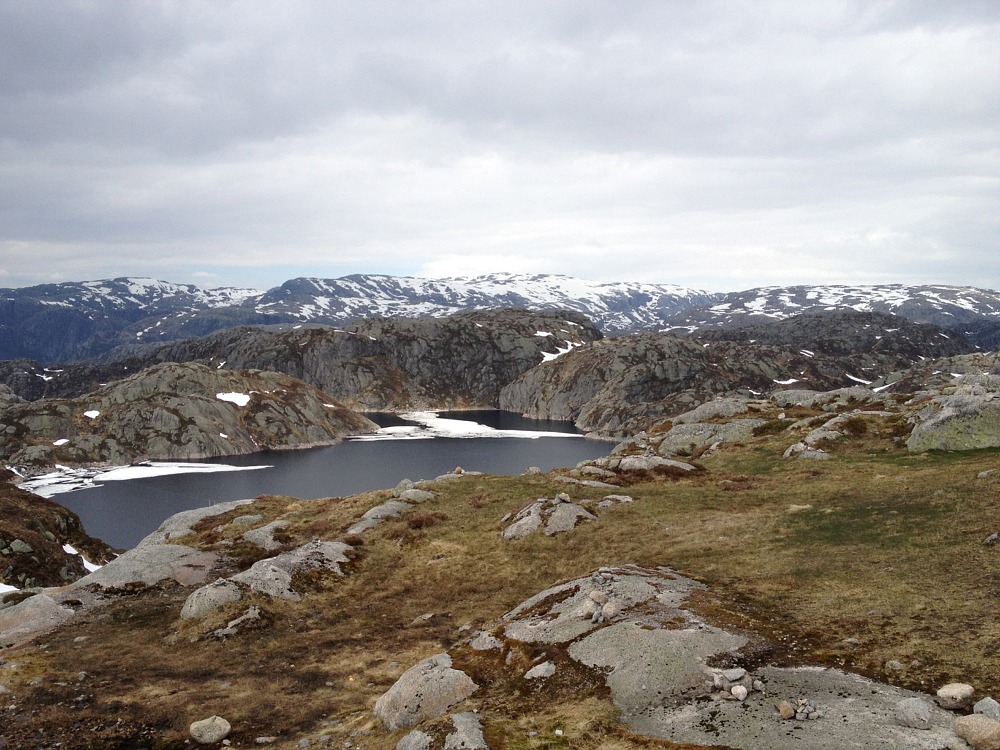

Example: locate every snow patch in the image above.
[62,543,102,572]
[773,378,799,385]
[350,411,582,442]
[84,410,100,419]
[217,392,251,407]
[53,438,69,446]
[541,341,582,362]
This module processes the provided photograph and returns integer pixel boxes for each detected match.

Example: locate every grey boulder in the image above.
[374,653,478,731]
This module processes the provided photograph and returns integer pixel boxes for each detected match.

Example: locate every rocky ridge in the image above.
[1,310,602,412]
[0,361,376,469]
[500,313,979,437]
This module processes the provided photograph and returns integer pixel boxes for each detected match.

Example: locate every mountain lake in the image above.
[50,411,613,549]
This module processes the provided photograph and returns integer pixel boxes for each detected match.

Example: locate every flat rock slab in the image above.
[502,566,705,645]
[494,566,967,750]
[141,499,255,544]
[569,621,745,711]
[79,543,220,588]
[0,593,75,648]
[242,520,290,551]
[628,666,961,750]
[362,500,413,521]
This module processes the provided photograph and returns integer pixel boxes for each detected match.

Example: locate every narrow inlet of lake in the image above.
[56,411,612,549]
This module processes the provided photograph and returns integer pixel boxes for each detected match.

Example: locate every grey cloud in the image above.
[0,1,996,291]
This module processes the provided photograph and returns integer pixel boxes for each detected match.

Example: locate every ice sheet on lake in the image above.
[349,411,582,442]
[20,461,271,498]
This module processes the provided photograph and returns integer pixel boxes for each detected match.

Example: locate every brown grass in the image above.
[3,417,998,748]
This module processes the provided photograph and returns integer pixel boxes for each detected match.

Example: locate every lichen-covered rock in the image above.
[501,501,545,540]
[616,455,696,472]
[396,730,432,750]
[242,520,291,551]
[444,712,488,750]
[373,653,478,731]
[399,488,435,503]
[652,420,765,455]
[502,497,596,540]
[228,540,353,603]
[83,542,219,589]
[907,385,1000,452]
[976,697,1000,721]
[544,503,597,535]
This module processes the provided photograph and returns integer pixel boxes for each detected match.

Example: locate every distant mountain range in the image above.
[2,273,998,363]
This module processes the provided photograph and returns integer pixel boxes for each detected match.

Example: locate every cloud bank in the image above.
[1,1,997,292]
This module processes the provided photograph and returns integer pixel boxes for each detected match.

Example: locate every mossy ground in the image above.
[2,418,997,749]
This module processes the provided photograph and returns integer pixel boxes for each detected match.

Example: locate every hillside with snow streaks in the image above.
[3,274,1000,363]
[4,277,261,313]
[664,284,1000,346]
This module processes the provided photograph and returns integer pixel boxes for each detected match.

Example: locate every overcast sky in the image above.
[1,1,997,293]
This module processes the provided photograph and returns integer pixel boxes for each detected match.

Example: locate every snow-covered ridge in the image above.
[4,276,262,311]
[3,275,999,364]
[252,272,720,333]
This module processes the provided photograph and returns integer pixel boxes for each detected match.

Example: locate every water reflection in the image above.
[58,411,610,549]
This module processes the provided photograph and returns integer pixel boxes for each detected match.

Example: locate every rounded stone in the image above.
[190,715,232,744]
[953,714,1000,750]
[937,682,976,710]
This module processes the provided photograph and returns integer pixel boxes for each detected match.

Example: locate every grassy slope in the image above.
[2,415,998,749]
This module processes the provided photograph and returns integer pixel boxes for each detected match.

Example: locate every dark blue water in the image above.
[58,411,611,549]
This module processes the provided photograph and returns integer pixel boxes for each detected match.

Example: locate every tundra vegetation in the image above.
[0,401,996,748]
